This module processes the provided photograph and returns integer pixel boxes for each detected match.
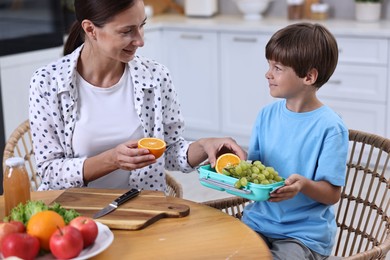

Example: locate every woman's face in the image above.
[92,0,146,63]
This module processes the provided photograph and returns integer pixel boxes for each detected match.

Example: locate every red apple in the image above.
[50,225,84,259]
[1,233,40,260]
[69,216,98,248]
[0,223,19,251]
[9,220,25,233]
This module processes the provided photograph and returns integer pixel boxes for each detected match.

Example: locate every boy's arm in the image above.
[269,174,341,205]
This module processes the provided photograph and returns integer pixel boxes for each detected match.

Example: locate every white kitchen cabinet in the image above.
[319,36,388,137]
[162,29,220,140]
[161,30,275,147]
[322,65,387,103]
[137,16,390,144]
[220,32,274,146]
[336,37,388,65]
[322,98,386,135]
[137,28,164,63]
[0,47,63,139]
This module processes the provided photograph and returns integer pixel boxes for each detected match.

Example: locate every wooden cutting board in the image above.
[52,188,190,230]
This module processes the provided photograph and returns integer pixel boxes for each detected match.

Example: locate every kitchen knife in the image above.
[93,188,140,219]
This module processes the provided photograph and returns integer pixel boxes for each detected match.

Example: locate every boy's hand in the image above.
[268,174,306,202]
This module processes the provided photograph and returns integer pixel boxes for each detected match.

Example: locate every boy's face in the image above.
[265,60,306,99]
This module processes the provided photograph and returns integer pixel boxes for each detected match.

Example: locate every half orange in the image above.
[215,153,241,173]
[138,137,166,159]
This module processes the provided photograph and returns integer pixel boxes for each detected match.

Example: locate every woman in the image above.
[29,0,246,191]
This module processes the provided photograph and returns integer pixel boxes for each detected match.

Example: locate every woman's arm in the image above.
[29,68,85,190]
[187,137,247,168]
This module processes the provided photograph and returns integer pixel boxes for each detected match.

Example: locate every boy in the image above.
[242,23,349,260]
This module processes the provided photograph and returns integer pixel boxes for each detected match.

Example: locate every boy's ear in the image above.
[303,68,318,86]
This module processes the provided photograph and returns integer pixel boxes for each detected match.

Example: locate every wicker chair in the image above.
[3,119,183,198]
[202,129,390,259]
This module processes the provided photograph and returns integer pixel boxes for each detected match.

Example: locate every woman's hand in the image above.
[83,140,156,183]
[111,140,156,171]
[187,137,247,168]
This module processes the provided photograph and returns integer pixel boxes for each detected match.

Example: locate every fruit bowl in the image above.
[198,164,285,201]
[233,0,273,20]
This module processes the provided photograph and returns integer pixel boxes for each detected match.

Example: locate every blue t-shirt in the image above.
[242,100,349,256]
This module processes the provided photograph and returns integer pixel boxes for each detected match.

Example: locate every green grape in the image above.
[254,161,265,170]
[261,179,270,185]
[253,160,262,167]
[266,167,276,174]
[222,168,231,176]
[229,167,236,175]
[235,165,243,175]
[251,166,260,174]
[240,177,248,186]
[221,159,283,189]
[274,176,283,182]
[240,161,249,171]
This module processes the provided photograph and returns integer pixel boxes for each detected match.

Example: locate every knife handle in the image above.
[114,188,140,206]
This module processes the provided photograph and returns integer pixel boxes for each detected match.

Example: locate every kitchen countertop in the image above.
[146,14,390,38]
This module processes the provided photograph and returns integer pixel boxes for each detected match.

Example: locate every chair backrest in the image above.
[3,120,37,190]
[3,119,183,198]
[202,129,390,259]
[333,129,390,259]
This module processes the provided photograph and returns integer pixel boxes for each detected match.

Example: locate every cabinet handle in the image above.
[328,79,342,85]
[233,37,258,43]
[180,34,203,40]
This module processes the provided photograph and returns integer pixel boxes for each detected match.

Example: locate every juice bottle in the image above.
[3,157,31,216]
[304,0,319,19]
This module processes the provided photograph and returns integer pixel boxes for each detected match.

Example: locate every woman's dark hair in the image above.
[265,22,338,89]
[63,0,137,55]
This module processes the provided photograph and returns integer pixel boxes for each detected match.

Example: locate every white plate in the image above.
[37,222,114,260]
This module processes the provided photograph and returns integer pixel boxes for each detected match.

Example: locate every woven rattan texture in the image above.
[202,129,390,259]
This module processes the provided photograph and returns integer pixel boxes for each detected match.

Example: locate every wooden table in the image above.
[0,190,272,259]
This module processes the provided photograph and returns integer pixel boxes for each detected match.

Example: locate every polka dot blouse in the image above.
[29,45,194,191]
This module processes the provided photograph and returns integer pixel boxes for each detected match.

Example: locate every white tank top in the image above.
[73,66,143,188]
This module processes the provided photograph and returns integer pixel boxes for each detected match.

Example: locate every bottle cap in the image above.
[287,0,304,5]
[311,3,329,13]
[5,157,25,167]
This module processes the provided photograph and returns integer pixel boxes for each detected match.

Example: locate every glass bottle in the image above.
[304,0,319,19]
[3,157,31,216]
[287,0,304,20]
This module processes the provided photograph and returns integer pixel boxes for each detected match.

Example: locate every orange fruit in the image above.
[215,153,241,173]
[27,210,65,251]
[138,137,166,159]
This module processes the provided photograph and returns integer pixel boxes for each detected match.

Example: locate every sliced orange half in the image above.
[138,137,166,159]
[215,153,241,173]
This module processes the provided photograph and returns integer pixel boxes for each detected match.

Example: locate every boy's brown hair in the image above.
[265,22,338,89]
